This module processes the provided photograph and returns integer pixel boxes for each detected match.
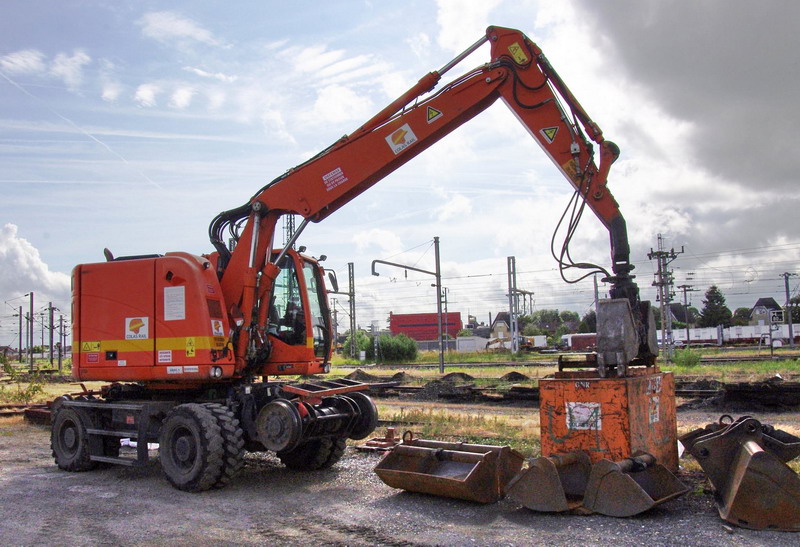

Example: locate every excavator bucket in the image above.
[581,453,688,517]
[505,451,592,512]
[680,416,800,531]
[374,439,523,504]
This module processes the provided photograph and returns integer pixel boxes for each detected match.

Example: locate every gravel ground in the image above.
[0,412,798,546]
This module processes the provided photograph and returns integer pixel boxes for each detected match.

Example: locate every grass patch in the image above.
[663,359,800,380]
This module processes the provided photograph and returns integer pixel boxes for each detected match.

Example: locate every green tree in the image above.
[791,295,800,323]
[731,307,751,326]
[529,309,562,335]
[578,310,596,333]
[559,310,580,332]
[698,285,732,328]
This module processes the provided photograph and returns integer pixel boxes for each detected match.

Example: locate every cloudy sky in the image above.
[2,0,799,345]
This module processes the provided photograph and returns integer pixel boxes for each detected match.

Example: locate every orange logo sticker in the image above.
[125,317,149,340]
[385,123,417,154]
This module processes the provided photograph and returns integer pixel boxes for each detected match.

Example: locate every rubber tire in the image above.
[51,407,97,472]
[158,404,224,492]
[277,437,347,471]
[345,392,379,441]
[202,403,245,489]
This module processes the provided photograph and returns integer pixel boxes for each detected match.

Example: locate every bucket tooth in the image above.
[505,451,592,512]
[683,416,800,531]
[373,439,523,504]
[582,453,688,517]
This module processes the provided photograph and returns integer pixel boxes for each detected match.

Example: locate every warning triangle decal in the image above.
[426,106,443,123]
[540,127,558,144]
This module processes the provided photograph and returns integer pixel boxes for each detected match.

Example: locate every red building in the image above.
[389,312,462,341]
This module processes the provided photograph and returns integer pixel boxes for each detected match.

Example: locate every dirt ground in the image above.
[1,408,798,546]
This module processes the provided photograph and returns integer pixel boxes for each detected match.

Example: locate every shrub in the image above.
[673,348,701,368]
[343,331,374,359]
[0,374,44,404]
[377,333,418,362]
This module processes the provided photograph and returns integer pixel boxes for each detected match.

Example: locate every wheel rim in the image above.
[58,417,80,456]
[168,427,198,470]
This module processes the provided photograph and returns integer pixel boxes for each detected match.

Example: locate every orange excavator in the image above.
[53,26,655,491]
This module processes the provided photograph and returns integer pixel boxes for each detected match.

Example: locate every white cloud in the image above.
[435,0,504,52]
[50,50,91,91]
[305,84,374,125]
[352,228,405,257]
[134,83,161,107]
[169,87,195,109]
[0,49,46,74]
[317,54,375,80]
[183,66,237,83]
[406,33,431,60]
[260,109,295,145]
[101,81,123,102]
[206,88,226,110]
[138,11,223,47]
[434,192,472,221]
[285,45,347,74]
[0,223,70,307]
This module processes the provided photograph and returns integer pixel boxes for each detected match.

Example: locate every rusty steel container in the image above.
[374,439,523,504]
[539,370,678,471]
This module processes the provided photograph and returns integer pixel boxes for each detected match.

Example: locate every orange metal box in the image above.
[539,370,678,471]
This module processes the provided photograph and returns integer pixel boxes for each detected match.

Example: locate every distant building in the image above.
[490,312,511,339]
[668,303,692,324]
[388,312,462,341]
[750,297,783,326]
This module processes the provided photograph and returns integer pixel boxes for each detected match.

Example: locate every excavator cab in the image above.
[259,249,333,376]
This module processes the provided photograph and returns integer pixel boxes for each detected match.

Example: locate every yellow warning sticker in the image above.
[185,337,196,357]
[508,42,529,65]
[540,127,558,144]
[82,341,101,352]
[426,106,442,123]
[561,159,579,181]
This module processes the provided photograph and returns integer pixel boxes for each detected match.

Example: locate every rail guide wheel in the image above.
[344,392,379,440]
[255,399,303,452]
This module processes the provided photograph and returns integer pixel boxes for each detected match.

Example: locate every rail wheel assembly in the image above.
[256,399,303,452]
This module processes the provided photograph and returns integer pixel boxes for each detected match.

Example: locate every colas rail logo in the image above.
[385,123,417,155]
[126,317,149,339]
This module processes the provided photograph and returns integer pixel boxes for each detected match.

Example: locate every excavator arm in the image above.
[211,26,656,376]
